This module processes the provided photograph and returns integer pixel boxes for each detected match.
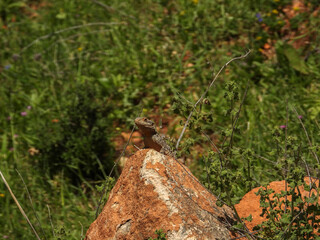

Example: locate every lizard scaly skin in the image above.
[134,117,231,214]
[134,117,176,158]
[134,117,231,209]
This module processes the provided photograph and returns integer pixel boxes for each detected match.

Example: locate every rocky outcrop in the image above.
[235,177,320,232]
[85,149,236,240]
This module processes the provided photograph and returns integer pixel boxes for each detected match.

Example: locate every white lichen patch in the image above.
[140,150,179,215]
[167,227,195,240]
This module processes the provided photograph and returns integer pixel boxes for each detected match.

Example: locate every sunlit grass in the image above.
[0,0,319,239]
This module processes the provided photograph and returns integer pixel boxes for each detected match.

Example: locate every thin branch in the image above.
[284,99,288,214]
[175,50,251,150]
[201,130,224,169]
[91,0,114,12]
[254,154,319,179]
[223,206,261,240]
[231,205,257,240]
[302,157,312,189]
[256,152,313,233]
[201,130,223,155]
[315,119,320,130]
[90,0,136,19]
[45,29,112,56]
[282,208,305,236]
[231,230,262,240]
[95,118,138,218]
[230,229,262,240]
[292,106,319,164]
[21,22,123,53]
[302,155,319,235]
[47,205,56,238]
[16,169,47,240]
[79,221,84,240]
[0,170,41,240]
[285,99,288,159]
[95,155,108,180]
[227,81,249,150]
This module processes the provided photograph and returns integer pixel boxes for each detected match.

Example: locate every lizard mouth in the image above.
[135,117,157,136]
[135,117,155,128]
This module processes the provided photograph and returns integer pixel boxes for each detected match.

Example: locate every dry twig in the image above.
[175,50,251,150]
[21,22,123,53]
[292,106,319,164]
[95,117,139,218]
[0,170,41,240]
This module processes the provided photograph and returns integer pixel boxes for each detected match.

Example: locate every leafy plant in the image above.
[148,229,167,240]
[0,0,26,25]
[35,83,115,184]
[252,116,320,239]
[1,0,320,239]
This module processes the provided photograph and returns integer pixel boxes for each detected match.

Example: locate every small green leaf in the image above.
[283,44,308,74]
[8,2,26,8]
[56,12,67,19]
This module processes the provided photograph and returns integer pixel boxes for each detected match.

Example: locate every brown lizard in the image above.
[134,117,176,158]
[134,117,231,209]
[135,117,230,208]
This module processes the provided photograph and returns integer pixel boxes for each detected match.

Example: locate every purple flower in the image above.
[298,115,302,119]
[9,148,14,152]
[34,53,42,61]
[12,54,20,61]
[14,134,18,138]
[255,13,263,22]
[21,112,27,116]
[280,125,286,129]
[7,116,12,120]
[4,65,11,70]
[27,106,32,110]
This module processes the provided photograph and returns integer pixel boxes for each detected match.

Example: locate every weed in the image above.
[148,229,167,240]
[0,0,319,239]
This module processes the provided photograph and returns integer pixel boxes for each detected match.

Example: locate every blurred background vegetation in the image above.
[0,0,319,239]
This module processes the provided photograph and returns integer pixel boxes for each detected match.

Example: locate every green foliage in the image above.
[254,181,320,239]
[95,176,116,216]
[0,0,320,239]
[34,83,115,183]
[54,227,70,240]
[0,0,26,24]
[199,80,256,206]
[148,229,167,240]
[252,121,320,239]
[282,43,308,74]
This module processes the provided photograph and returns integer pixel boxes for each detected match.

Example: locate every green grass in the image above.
[0,0,320,239]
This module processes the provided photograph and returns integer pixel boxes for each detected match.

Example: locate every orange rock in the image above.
[236,177,320,233]
[85,149,236,240]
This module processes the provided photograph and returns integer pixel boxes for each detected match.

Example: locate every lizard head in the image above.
[135,117,157,136]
